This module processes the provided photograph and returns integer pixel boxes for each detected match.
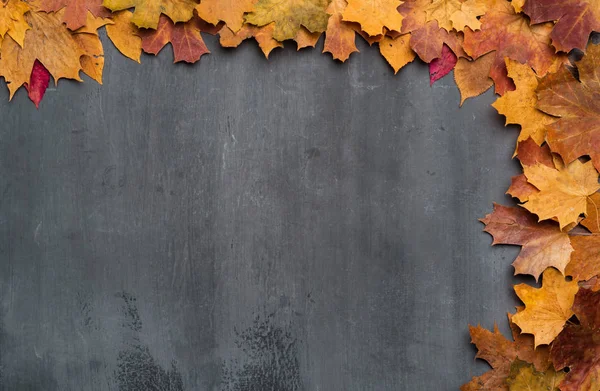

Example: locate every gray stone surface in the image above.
[0,34,525,390]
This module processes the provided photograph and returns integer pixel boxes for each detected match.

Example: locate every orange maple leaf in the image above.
[39,0,110,30]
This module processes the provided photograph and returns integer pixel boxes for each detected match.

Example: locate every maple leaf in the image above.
[219,23,282,59]
[492,59,555,146]
[454,53,494,105]
[342,0,404,36]
[429,44,456,85]
[195,0,256,33]
[323,0,359,61]
[537,44,600,172]
[398,0,466,62]
[294,27,321,50]
[506,359,565,391]
[106,10,142,63]
[102,0,196,29]
[25,60,50,108]
[581,193,600,234]
[0,8,106,98]
[512,268,579,347]
[379,34,415,73]
[424,0,461,31]
[449,0,488,31]
[515,138,555,168]
[39,0,110,30]
[551,288,600,391]
[523,0,600,53]
[0,0,31,46]
[565,235,600,284]
[462,0,557,95]
[481,204,573,280]
[138,15,210,64]
[521,160,600,230]
[461,315,550,391]
[244,0,330,41]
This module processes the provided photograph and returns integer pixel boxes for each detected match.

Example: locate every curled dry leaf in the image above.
[512,268,579,347]
[481,204,573,280]
[244,0,330,41]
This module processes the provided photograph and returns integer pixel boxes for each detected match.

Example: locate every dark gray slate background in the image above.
[0,33,525,391]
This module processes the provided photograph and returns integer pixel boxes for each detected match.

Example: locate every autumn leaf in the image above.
[537,44,600,172]
[379,34,415,73]
[481,204,572,280]
[523,0,600,52]
[454,53,494,105]
[294,27,321,50]
[102,0,196,29]
[219,23,283,59]
[551,288,600,391]
[323,0,359,61]
[137,15,210,64]
[521,160,600,230]
[195,0,256,33]
[492,59,555,146]
[0,0,31,46]
[463,0,558,95]
[106,10,142,62]
[564,235,600,284]
[342,0,404,36]
[39,0,110,30]
[244,0,330,41]
[0,8,106,98]
[506,359,565,391]
[512,268,579,347]
[449,0,488,31]
[429,44,456,85]
[424,0,461,31]
[25,60,50,108]
[461,314,550,391]
[515,138,555,169]
[581,193,600,234]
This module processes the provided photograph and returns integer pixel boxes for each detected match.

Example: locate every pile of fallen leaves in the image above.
[2,0,600,389]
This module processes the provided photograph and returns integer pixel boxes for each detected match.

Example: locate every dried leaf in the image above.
[106,10,142,62]
[342,0,404,36]
[323,0,359,61]
[195,0,256,33]
[454,53,494,105]
[40,0,109,30]
[102,0,196,29]
[379,34,415,73]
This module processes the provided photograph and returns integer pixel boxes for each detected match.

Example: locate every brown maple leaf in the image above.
[462,0,558,95]
[461,314,550,391]
[219,23,283,59]
[523,0,600,53]
[512,268,579,347]
[39,0,110,30]
[551,288,600,391]
[581,192,600,234]
[138,15,210,64]
[102,0,196,29]
[521,160,600,230]
[481,204,573,280]
[565,234,600,284]
[244,0,330,41]
[323,0,359,61]
[537,44,600,172]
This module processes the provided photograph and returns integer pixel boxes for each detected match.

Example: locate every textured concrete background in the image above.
[0,34,524,390]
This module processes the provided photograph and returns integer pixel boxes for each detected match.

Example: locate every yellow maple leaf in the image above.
[425,0,461,31]
[195,0,257,33]
[522,160,600,230]
[512,268,579,347]
[0,0,31,47]
[244,0,330,41]
[449,0,488,31]
[219,23,283,58]
[102,0,196,29]
[342,0,404,37]
[106,10,142,63]
[492,59,555,146]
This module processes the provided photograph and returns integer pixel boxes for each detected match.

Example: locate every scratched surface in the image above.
[0,34,523,390]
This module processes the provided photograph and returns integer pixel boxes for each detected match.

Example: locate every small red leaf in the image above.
[429,44,457,86]
[25,60,51,109]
